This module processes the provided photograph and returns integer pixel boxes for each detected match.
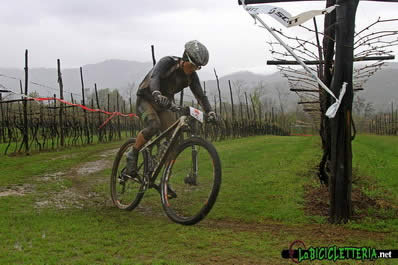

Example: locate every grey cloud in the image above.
[1,0,230,25]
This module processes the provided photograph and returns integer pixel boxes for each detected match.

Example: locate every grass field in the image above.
[0,135,397,264]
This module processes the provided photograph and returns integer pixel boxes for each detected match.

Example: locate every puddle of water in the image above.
[76,160,110,175]
[40,172,65,182]
[100,149,118,158]
[35,189,86,209]
[50,154,76,161]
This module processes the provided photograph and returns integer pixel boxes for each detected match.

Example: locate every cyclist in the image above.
[126,40,216,176]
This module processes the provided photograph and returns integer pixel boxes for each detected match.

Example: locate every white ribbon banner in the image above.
[246,5,292,27]
[242,1,345,118]
[246,4,337,28]
[325,82,347,119]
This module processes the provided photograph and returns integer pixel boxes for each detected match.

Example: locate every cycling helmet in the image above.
[183,40,209,67]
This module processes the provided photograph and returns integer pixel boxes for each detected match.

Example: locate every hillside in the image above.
[0,60,397,111]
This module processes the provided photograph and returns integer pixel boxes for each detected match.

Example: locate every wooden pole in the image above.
[57,59,65,147]
[23,50,29,154]
[214,69,222,118]
[329,0,359,224]
[318,0,336,186]
[245,92,250,120]
[95,84,103,142]
[80,67,90,144]
[239,101,243,121]
[250,94,257,121]
[151,45,156,66]
[107,93,110,140]
[0,93,4,142]
[53,93,57,149]
[228,80,235,122]
[259,102,263,124]
[116,91,121,140]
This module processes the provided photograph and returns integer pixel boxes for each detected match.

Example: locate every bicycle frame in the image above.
[140,115,191,184]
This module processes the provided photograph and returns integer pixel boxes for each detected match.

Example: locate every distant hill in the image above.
[0,60,397,112]
[0,59,153,100]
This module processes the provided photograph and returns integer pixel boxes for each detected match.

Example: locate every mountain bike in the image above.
[110,104,222,225]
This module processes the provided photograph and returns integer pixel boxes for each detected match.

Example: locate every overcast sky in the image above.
[1,0,397,79]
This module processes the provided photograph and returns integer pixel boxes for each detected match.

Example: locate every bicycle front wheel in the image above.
[110,138,146,211]
[160,137,221,225]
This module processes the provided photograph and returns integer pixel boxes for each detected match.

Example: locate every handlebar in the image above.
[169,103,217,124]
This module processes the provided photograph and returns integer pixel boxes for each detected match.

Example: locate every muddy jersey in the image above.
[136,56,212,112]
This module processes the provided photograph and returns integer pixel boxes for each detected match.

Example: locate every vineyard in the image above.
[0,55,292,155]
[368,111,398,135]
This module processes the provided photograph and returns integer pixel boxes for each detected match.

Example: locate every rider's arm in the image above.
[149,56,178,95]
[189,72,212,113]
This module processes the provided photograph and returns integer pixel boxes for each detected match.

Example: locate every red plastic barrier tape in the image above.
[29,96,138,128]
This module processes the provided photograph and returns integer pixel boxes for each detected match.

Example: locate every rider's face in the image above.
[182,61,201,75]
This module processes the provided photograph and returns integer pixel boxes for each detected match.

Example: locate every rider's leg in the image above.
[125,131,146,176]
[126,98,161,176]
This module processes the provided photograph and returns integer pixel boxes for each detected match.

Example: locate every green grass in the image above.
[0,135,397,264]
[0,139,126,186]
[347,135,398,233]
[210,136,321,223]
[352,135,398,201]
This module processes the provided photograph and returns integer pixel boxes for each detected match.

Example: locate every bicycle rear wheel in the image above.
[160,137,221,225]
[110,138,146,211]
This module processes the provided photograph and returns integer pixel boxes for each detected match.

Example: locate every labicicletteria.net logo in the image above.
[281,240,398,263]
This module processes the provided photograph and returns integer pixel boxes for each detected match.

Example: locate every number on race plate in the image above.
[189,107,204,123]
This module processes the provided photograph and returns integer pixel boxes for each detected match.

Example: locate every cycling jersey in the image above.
[136,56,212,112]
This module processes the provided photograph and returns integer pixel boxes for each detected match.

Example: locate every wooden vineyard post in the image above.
[23,50,29,154]
[151,45,156,66]
[245,92,250,120]
[228,80,235,122]
[57,59,65,147]
[80,67,90,144]
[250,94,257,121]
[53,94,57,149]
[214,69,222,118]
[328,0,359,223]
[95,84,103,142]
[228,80,236,137]
[116,91,121,140]
[129,97,134,137]
[0,93,4,142]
